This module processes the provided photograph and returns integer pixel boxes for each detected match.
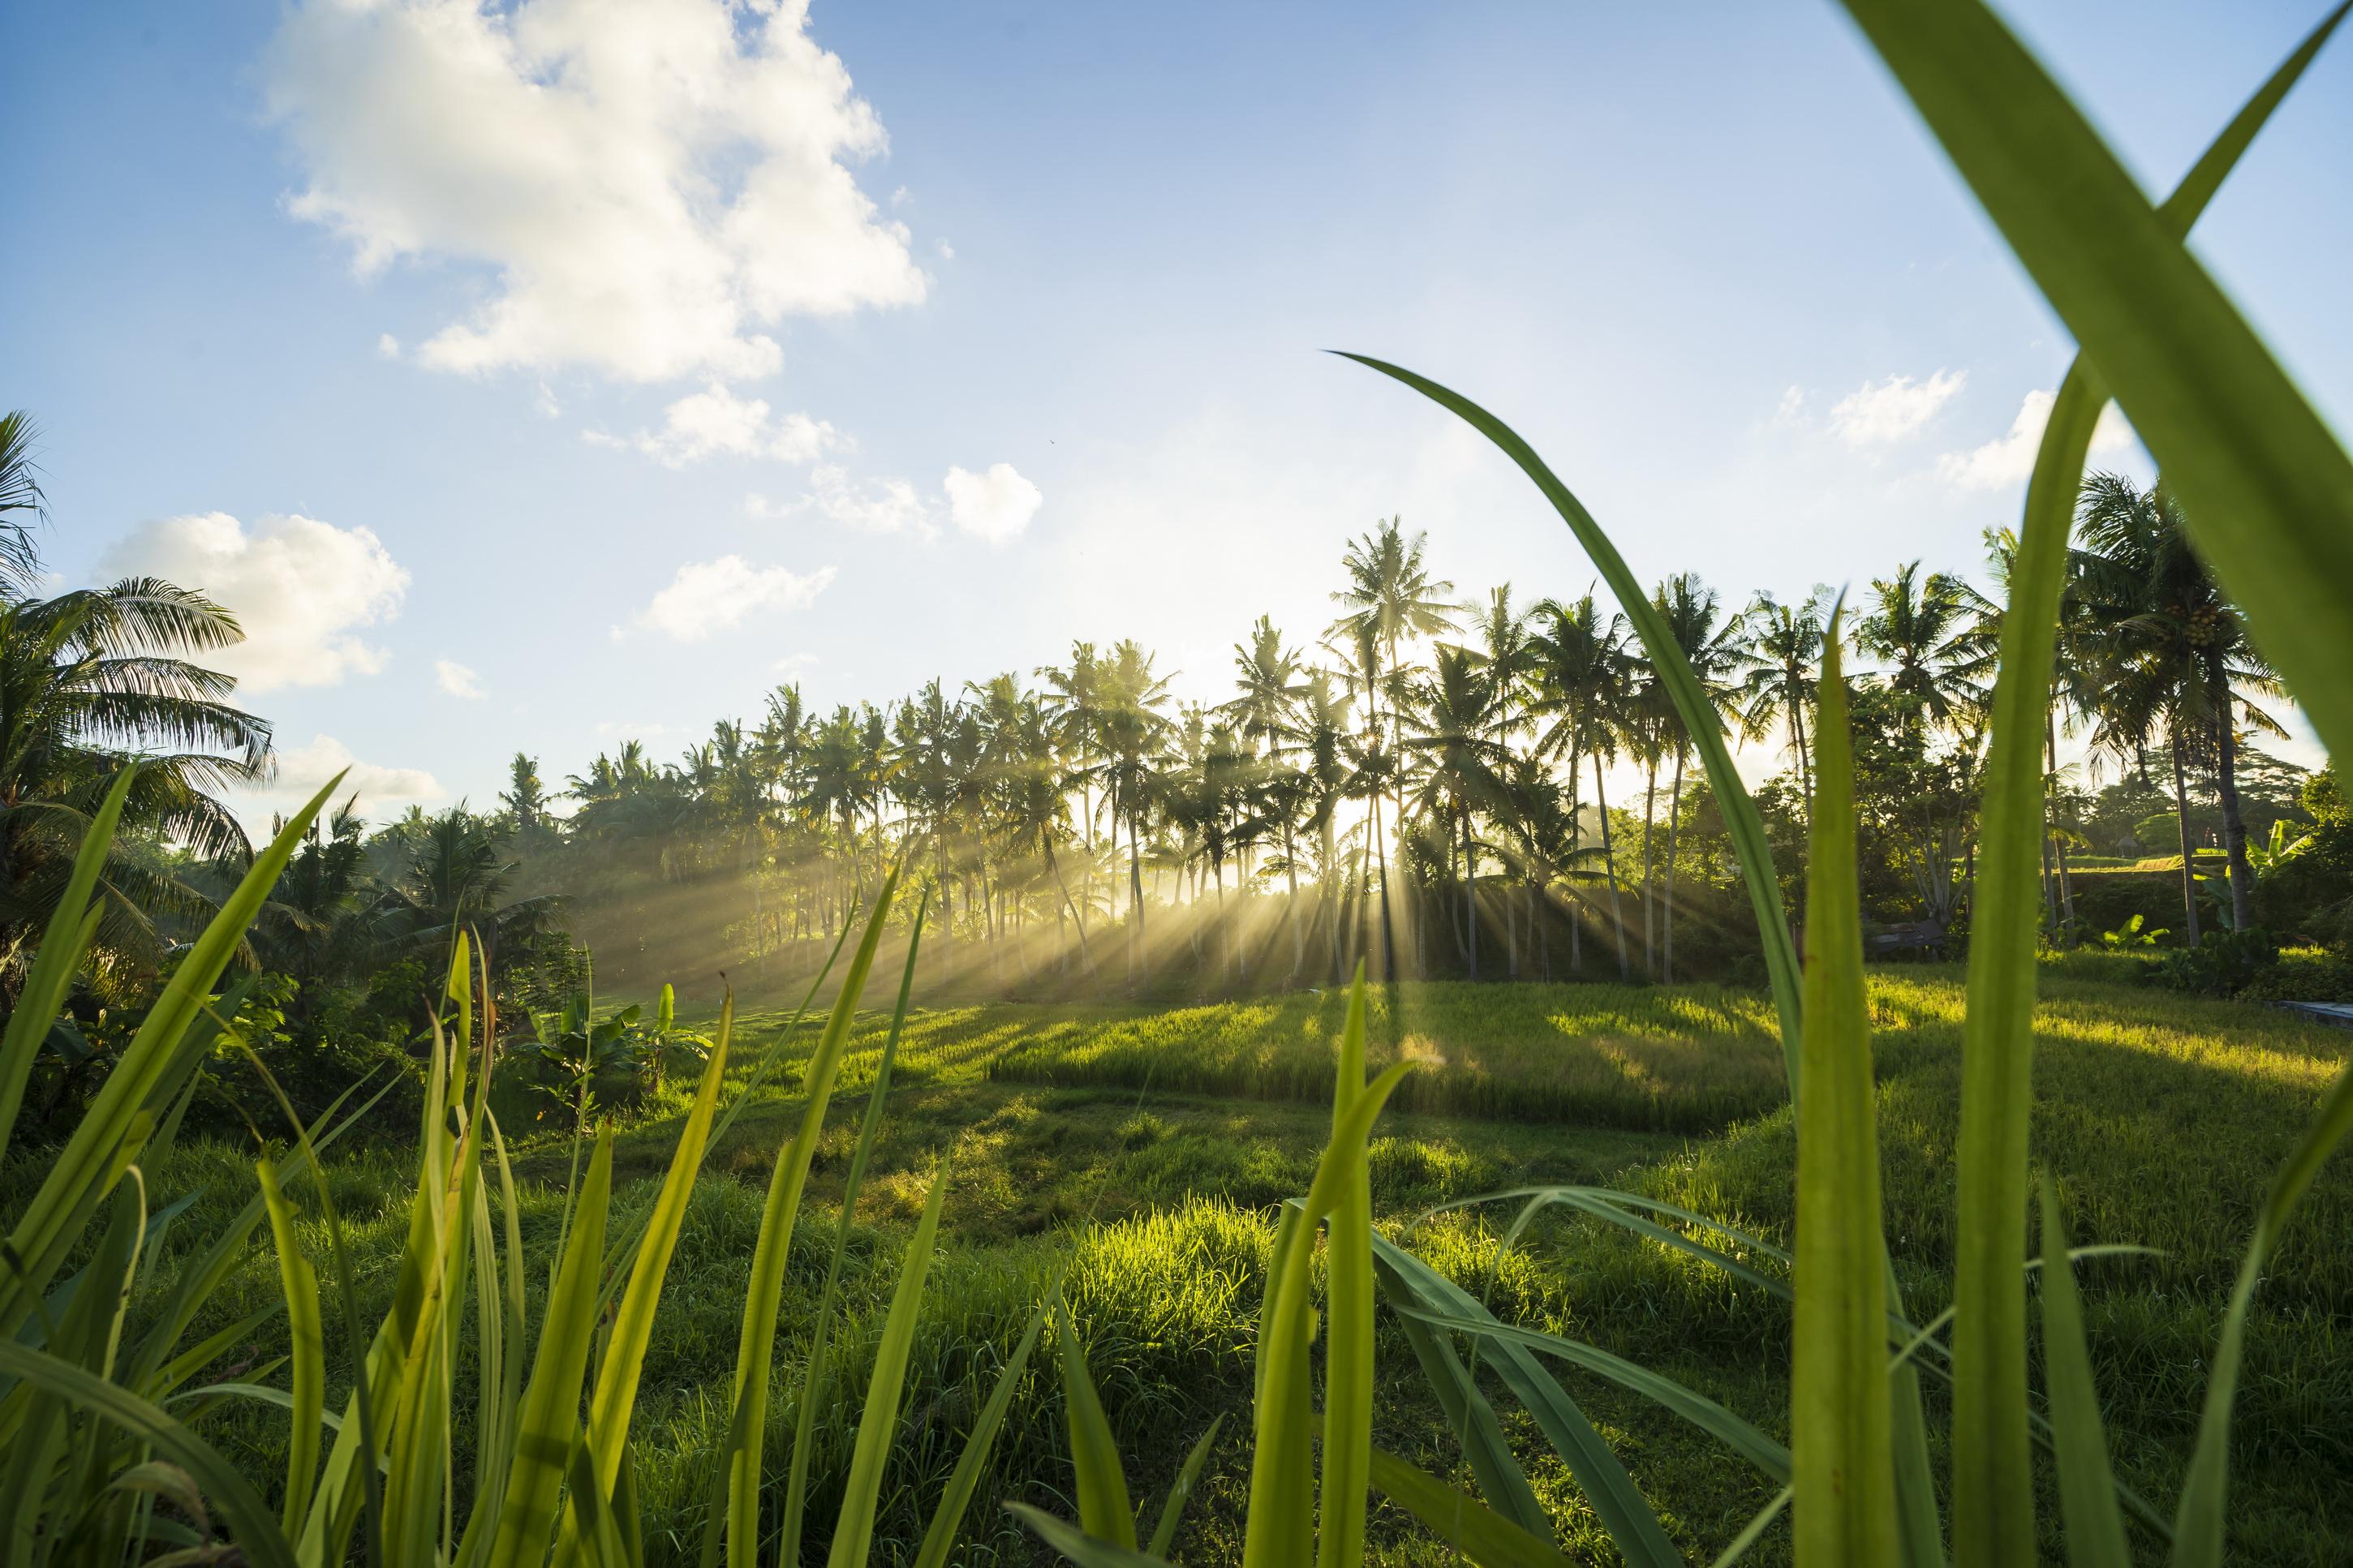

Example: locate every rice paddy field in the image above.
[36,960,2349,1566]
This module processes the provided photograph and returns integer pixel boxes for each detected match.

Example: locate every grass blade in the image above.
[0,771,345,1334]
[781,892,928,1567]
[825,1157,952,1568]
[2035,1179,2131,1568]
[0,1339,296,1568]
[1007,1501,1171,1567]
[581,999,733,1492]
[911,1271,1064,1568]
[485,1127,613,1568]
[1057,1294,1139,1549]
[1790,612,1899,1566]
[1320,967,1374,1568]
[1145,1413,1225,1560]
[2171,1057,2353,1566]
[1366,1445,1577,1568]
[1243,984,1410,1568]
[713,870,899,1568]
[1374,1259,1549,1539]
[0,766,132,1165]
[1945,14,2348,1557]
[1370,1231,1677,1566]
[256,1158,323,1543]
[1826,0,2353,763]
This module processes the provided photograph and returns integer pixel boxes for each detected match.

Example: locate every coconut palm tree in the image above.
[0,578,273,986]
[1856,561,1983,740]
[1328,517,1459,979]
[1530,591,1634,978]
[1403,643,1504,979]
[1732,587,1830,805]
[1279,668,1355,982]
[1095,639,1173,978]
[0,410,49,595]
[1648,574,1744,982]
[2074,473,2283,934]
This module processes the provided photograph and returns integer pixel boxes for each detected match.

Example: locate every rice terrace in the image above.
[6,2,2353,1566]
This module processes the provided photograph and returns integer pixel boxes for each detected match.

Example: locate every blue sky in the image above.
[7,0,2348,822]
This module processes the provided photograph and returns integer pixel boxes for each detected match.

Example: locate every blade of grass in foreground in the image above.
[1945,14,2349,1560]
[2036,1179,2131,1568]
[1320,965,1374,1568]
[1367,1444,1577,1568]
[1370,1235,1673,1565]
[486,1128,612,1568]
[1340,356,1805,1088]
[1057,1294,1139,1549]
[780,892,928,1568]
[1145,1413,1225,1560]
[2172,1057,2353,1567]
[1827,0,2353,763]
[1790,613,1899,1566]
[257,1158,323,1543]
[911,1269,1064,1568]
[826,1158,951,1568]
[712,870,899,1568]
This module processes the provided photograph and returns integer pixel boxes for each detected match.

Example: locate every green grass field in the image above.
[43,965,2351,1565]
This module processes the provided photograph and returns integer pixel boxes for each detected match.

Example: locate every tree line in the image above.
[0,402,2325,1008]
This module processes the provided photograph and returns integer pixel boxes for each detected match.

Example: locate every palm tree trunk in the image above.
[1463,805,1479,982]
[1592,747,1628,980]
[2210,661,2256,932]
[1639,752,1658,979]
[1284,821,1303,984]
[1663,746,1684,985]
[2169,727,2203,944]
[1371,789,1394,982]
[1129,804,1146,982]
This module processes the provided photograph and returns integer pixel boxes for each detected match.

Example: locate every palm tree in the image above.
[0,579,273,986]
[0,410,48,593]
[1224,616,1306,977]
[1530,592,1633,978]
[1732,587,1830,805]
[1328,517,1459,979]
[1279,668,1354,982]
[1095,639,1172,979]
[2075,474,2283,934]
[1403,644,1504,979]
[1648,574,1744,983]
[1467,586,1540,975]
[1856,561,1982,740]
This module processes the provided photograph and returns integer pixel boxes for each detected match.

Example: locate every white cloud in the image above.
[944,462,1042,543]
[265,0,927,383]
[935,238,955,260]
[435,658,486,699]
[807,464,929,533]
[1827,369,1964,445]
[620,554,836,642]
[1774,384,1806,425]
[247,732,445,823]
[376,332,400,359]
[534,380,561,419]
[98,512,408,693]
[1934,389,2136,489]
[587,383,839,467]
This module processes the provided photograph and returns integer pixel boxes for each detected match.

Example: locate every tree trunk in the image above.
[1129,805,1146,982]
[2210,659,2256,932]
[1640,752,1658,979]
[2170,728,2203,944]
[1663,747,1685,985]
[1371,789,1394,982]
[1593,748,1629,979]
[1463,805,1479,982]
